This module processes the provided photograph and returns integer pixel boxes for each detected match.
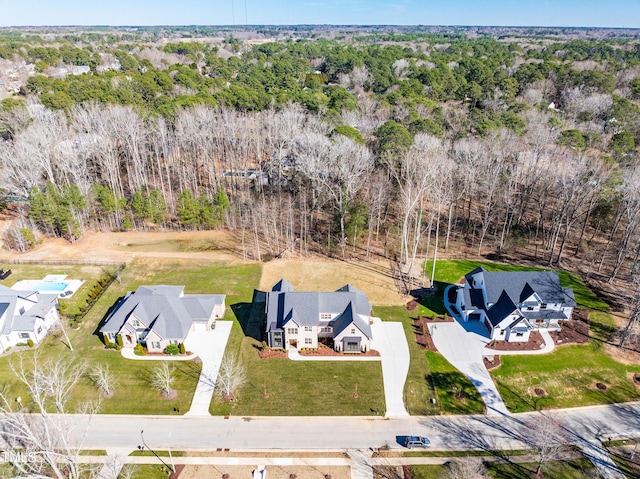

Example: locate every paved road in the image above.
[64,402,640,457]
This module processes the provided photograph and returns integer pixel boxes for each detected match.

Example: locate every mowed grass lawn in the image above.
[375,306,483,415]
[0,260,261,415]
[212,293,386,416]
[420,259,640,411]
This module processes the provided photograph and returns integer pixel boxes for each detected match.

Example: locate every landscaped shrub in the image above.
[164,344,180,355]
[105,342,119,350]
[179,343,186,354]
[133,343,145,355]
[27,339,34,347]
[116,334,123,348]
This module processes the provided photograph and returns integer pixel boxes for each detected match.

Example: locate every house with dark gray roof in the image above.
[454,267,576,342]
[264,279,373,353]
[100,285,225,353]
[0,285,59,354]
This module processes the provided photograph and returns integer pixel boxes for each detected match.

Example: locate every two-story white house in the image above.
[454,267,576,342]
[0,285,60,353]
[264,279,373,353]
[99,285,226,353]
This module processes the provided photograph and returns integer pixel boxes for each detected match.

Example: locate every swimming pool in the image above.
[12,277,84,297]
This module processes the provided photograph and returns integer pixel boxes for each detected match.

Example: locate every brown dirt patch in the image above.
[406,300,418,311]
[595,382,608,391]
[549,309,590,345]
[162,389,178,400]
[2,228,247,265]
[486,330,545,351]
[484,355,501,370]
[534,387,547,397]
[177,465,350,479]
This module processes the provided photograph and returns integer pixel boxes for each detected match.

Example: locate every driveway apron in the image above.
[429,318,509,416]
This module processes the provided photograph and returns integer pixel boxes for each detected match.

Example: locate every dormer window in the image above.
[131,319,140,327]
[320,313,332,320]
[18,307,25,315]
[540,303,547,310]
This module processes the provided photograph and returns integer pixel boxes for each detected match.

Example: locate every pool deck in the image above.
[12,277,84,298]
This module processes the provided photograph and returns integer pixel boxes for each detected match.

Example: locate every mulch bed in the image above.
[258,348,288,359]
[298,344,380,357]
[258,344,380,358]
[169,465,185,479]
[549,308,590,345]
[486,330,545,351]
[412,315,455,351]
[484,355,501,370]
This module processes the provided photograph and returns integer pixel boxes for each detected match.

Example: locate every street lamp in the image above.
[139,429,175,473]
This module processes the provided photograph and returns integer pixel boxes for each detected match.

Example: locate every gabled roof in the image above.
[265,279,372,335]
[99,285,225,340]
[0,286,58,335]
[463,267,575,308]
[272,278,294,292]
[483,270,570,305]
[486,290,519,327]
[330,302,372,339]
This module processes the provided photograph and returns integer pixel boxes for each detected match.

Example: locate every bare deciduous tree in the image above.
[215,353,247,400]
[89,364,116,397]
[0,353,98,479]
[443,457,488,479]
[521,413,568,477]
[151,362,176,397]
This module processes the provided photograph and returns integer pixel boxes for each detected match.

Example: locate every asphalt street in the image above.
[64,402,640,453]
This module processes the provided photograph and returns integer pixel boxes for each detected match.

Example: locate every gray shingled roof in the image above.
[0,287,58,335]
[486,290,518,327]
[99,285,225,340]
[482,270,571,305]
[265,279,372,338]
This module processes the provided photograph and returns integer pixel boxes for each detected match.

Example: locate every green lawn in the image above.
[492,343,640,411]
[0,260,261,415]
[211,296,386,416]
[410,458,596,479]
[422,259,609,312]
[375,306,483,415]
[426,351,485,415]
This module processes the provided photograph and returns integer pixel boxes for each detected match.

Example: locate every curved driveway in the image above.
[436,285,509,416]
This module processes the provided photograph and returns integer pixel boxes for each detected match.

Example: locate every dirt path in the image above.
[0,228,245,265]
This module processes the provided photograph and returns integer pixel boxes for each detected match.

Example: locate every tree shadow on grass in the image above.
[412,281,451,315]
[427,371,486,415]
[231,290,265,342]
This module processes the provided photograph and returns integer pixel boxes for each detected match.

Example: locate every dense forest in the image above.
[1,25,640,328]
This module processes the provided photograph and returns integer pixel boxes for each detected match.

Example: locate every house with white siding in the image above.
[454,267,576,342]
[264,279,373,353]
[0,285,60,353]
[100,285,225,353]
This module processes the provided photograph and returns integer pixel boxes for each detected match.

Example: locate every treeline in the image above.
[0,30,640,288]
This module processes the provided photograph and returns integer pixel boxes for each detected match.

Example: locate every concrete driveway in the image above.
[371,318,410,417]
[184,320,233,416]
[434,285,509,416]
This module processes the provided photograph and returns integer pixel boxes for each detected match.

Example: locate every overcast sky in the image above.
[1,0,639,28]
